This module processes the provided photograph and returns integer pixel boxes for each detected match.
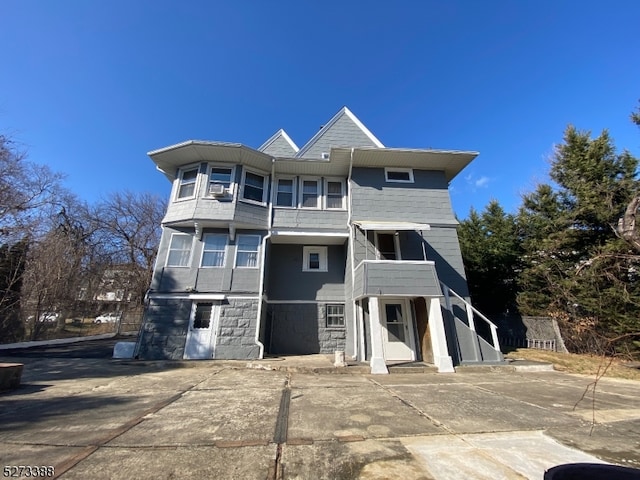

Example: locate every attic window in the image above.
[385,168,414,183]
[321,152,330,160]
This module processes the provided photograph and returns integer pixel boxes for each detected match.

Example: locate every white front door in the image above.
[183,302,219,359]
[381,299,415,361]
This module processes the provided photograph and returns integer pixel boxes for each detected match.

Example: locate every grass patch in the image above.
[505,348,640,381]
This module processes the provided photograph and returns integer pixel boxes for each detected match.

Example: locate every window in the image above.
[326,304,345,328]
[303,246,328,272]
[235,235,260,268]
[384,168,414,183]
[201,234,227,267]
[300,178,320,208]
[376,233,400,260]
[209,166,233,196]
[325,179,346,209]
[167,233,193,267]
[242,170,267,204]
[275,178,295,207]
[193,303,213,329]
[177,167,199,199]
[321,152,330,160]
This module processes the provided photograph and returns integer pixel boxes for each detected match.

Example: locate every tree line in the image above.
[458,103,640,358]
[0,135,166,342]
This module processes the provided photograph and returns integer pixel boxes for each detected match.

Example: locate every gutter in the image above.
[254,157,276,358]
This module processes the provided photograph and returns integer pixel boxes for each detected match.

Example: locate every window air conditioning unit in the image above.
[209,184,226,196]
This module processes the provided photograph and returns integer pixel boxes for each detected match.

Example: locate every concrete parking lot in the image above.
[1,345,639,479]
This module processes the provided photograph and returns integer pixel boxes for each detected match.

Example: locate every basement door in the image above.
[380,299,415,361]
[183,302,219,359]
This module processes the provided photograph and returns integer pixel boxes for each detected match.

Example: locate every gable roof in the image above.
[295,107,384,159]
[258,129,299,156]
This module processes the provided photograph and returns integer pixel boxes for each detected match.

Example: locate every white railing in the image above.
[440,282,501,353]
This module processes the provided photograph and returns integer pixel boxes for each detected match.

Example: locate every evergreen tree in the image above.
[458,200,521,314]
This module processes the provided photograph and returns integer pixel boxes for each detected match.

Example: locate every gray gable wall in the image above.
[296,110,381,159]
[259,130,299,157]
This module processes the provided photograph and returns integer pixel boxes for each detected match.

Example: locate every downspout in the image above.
[347,148,361,360]
[254,157,275,358]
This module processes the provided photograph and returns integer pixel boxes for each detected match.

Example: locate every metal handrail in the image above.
[439,281,501,352]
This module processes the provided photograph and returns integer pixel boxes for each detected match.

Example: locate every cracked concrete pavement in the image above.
[1,352,639,479]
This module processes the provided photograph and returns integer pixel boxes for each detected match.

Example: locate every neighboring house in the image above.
[136,107,504,373]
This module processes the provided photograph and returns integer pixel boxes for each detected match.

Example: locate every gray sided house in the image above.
[136,107,504,373]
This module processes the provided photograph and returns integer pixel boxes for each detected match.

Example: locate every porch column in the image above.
[427,297,455,373]
[368,297,388,374]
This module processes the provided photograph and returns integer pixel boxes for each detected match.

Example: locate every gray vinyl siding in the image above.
[297,114,380,159]
[272,208,348,231]
[151,227,264,294]
[234,201,269,227]
[260,135,297,157]
[423,226,469,297]
[350,168,457,224]
[266,243,346,301]
[352,261,442,298]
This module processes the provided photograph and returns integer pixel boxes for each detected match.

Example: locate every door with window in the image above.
[183,302,219,359]
[380,299,415,361]
[376,233,400,260]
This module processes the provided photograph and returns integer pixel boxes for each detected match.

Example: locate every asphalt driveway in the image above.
[1,347,639,479]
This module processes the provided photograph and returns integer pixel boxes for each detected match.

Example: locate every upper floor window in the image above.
[241,170,267,204]
[325,179,346,209]
[201,234,227,267]
[385,167,414,183]
[177,168,199,199]
[275,178,295,207]
[208,166,234,197]
[303,246,328,272]
[300,178,321,209]
[167,233,193,267]
[235,234,261,268]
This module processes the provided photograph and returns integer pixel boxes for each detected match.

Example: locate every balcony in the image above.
[352,260,443,298]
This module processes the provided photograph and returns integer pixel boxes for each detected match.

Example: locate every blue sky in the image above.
[2,1,639,218]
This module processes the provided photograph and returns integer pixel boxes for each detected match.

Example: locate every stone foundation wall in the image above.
[215,298,261,359]
[137,298,191,360]
[267,303,346,355]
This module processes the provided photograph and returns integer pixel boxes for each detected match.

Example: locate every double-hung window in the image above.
[167,233,193,267]
[325,179,346,209]
[326,304,345,328]
[275,178,295,207]
[235,235,260,268]
[201,234,227,267]
[300,178,320,208]
[177,167,199,199]
[242,170,267,204]
[302,246,328,272]
[209,166,233,196]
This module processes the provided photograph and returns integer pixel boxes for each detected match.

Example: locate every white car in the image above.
[93,313,121,324]
[26,312,60,323]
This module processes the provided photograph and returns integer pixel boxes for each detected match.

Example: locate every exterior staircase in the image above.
[440,282,505,365]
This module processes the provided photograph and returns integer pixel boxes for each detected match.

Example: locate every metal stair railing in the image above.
[440,282,501,353]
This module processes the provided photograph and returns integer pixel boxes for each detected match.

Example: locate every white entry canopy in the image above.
[353,221,431,231]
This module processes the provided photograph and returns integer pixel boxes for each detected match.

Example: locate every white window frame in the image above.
[240,169,268,205]
[207,164,235,198]
[302,246,328,272]
[384,167,414,184]
[166,233,194,267]
[234,234,261,268]
[324,178,346,210]
[176,166,200,200]
[326,304,345,328]
[200,233,228,268]
[273,176,297,208]
[299,177,321,209]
